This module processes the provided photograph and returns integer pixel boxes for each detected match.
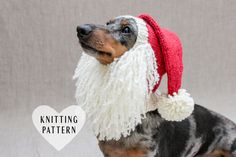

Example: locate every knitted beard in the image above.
[73,17,159,141]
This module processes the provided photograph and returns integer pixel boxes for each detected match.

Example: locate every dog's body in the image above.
[76,15,236,157]
[99,105,236,157]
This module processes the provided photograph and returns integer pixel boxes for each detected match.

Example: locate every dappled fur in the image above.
[99,105,236,157]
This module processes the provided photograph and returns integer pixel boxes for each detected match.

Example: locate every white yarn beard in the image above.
[73,42,159,141]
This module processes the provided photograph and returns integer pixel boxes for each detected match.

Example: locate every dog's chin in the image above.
[80,42,112,58]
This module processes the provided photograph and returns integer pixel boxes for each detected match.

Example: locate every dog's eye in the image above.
[121,27,131,34]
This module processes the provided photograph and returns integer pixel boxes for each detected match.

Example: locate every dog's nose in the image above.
[77,24,92,39]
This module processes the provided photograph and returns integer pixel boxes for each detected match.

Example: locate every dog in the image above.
[76,15,236,157]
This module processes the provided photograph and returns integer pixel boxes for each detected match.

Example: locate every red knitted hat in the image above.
[137,14,194,121]
[138,14,183,95]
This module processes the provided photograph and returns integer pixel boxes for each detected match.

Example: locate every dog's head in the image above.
[76,16,138,64]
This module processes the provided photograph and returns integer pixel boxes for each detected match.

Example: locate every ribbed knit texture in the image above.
[138,14,183,95]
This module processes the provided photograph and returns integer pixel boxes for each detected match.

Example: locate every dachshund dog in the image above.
[76,16,236,157]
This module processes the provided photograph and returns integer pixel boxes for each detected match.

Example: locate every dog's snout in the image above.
[77,24,92,39]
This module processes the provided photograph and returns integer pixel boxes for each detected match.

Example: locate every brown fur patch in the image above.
[120,19,129,27]
[88,28,127,64]
[99,141,146,157]
[198,149,233,157]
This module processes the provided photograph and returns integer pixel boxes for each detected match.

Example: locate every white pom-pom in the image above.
[157,89,194,121]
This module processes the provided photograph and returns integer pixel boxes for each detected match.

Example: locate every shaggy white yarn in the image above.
[73,16,159,141]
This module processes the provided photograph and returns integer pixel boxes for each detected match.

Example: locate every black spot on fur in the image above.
[157,119,190,157]
[231,139,236,152]
[148,109,162,121]
[197,132,216,155]
[194,105,215,137]
[193,105,220,155]
[136,124,144,134]
[185,144,194,156]
[149,144,156,152]
[120,37,127,46]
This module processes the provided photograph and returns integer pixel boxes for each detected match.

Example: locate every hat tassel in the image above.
[156,89,194,121]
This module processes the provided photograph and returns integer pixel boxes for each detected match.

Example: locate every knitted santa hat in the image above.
[136,14,194,121]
